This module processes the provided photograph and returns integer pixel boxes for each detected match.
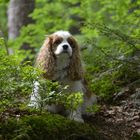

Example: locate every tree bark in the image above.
[8,0,35,40]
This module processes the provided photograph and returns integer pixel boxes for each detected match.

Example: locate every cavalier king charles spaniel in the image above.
[29,31,97,122]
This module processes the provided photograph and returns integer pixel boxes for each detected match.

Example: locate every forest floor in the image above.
[85,89,140,140]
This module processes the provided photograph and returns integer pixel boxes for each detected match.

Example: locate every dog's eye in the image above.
[67,38,74,47]
[54,39,62,45]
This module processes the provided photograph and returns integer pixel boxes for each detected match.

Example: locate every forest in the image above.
[0,0,140,140]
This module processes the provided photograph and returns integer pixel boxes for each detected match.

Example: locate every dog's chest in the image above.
[53,54,70,80]
[62,80,85,93]
[52,54,85,93]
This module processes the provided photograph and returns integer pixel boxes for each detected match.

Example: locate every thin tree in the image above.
[8,0,35,40]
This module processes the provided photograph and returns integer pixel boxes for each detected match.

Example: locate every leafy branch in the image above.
[85,22,140,49]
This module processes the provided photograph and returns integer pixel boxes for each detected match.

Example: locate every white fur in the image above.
[54,41,72,56]
[53,54,70,80]
[28,81,40,108]
[53,30,71,38]
[54,31,72,56]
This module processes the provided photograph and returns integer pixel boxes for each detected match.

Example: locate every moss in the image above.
[0,113,99,140]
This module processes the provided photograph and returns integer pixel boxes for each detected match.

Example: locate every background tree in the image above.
[8,0,35,40]
[8,0,35,54]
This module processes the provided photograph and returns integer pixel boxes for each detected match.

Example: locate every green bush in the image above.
[0,113,99,140]
[90,75,120,100]
[0,51,39,109]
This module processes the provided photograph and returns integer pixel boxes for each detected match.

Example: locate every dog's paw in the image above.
[72,117,84,123]
[68,112,84,123]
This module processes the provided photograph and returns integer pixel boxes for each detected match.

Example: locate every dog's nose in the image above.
[63,45,68,50]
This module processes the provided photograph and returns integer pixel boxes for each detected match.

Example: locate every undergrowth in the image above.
[0,112,99,140]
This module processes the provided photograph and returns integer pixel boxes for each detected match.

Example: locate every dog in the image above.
[29,30,97,122]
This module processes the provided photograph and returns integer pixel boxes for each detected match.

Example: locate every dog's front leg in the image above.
[28,81,41,108]
[68,106,84,123]
[47,104,65,114]
[82,94,97,116]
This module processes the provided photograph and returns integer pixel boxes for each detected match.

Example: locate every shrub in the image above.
[0,113,100,140]
[0,51,40,109]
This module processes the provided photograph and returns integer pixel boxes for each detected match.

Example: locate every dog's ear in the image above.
[68,37,83,80]
[35,36,56,79]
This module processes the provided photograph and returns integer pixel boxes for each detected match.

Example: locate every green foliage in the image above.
[0,113,99,140]
[82,21,140,98]
[90,75,120,99]
[30,80,84,113]
[1,0,140,103]
[65,92,83,111]
[0,40,42,109]
[0,0,9,35]
[0,37,34,109]
[0,37,5,47]
[86,104,101,114]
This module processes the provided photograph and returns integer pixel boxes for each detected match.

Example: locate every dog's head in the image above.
[52,31,74,56]
[36,30,83,80]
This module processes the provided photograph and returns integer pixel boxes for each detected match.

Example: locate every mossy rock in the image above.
[0,113,100,140]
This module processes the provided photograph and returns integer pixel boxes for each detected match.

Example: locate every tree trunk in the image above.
[8,0,35,40]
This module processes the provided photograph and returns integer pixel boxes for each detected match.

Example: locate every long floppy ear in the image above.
[68,37,83,80]
[35,36,56,79]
